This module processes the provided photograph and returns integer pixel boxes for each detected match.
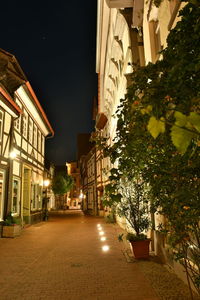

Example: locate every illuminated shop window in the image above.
[12,178,20,215]
[38,185,42,209]
[31,183,42,210]
[31,184,37,210]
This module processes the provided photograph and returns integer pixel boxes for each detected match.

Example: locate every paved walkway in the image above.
[0,211,160,300]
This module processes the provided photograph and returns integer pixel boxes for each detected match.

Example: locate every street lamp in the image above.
[43,179,50,188]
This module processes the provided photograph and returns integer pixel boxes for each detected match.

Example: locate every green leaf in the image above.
[140,105,152,115]
[188,112,200,132]
[147,116,165,139]
[110,193,122,203]
[171,125,194,154]
[174,111,187,127]
[105,184,117,194]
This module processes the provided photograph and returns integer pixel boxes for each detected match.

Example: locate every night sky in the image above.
[1,2,98,165]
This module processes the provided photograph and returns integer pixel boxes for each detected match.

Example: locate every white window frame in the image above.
[33,124,37,148]
[41,135,45,156]
[31,183,37,211]
[38,185,42,209]
[12,177,21,216]
[14,100,22,132]
[38,130,41,153]
[28,118,33,144]
[22,110,28,138]
[0,109,4,143]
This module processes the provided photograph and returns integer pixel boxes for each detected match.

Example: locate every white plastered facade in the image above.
[96,1,133,145]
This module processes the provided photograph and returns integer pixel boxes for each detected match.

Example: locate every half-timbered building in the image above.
[0,48,54,230]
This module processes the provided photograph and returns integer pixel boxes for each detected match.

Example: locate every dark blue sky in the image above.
[1,2,98,165]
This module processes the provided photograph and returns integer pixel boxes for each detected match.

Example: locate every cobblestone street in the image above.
[0,211,197,300]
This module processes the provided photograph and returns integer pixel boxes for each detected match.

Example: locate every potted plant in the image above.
[125,233,151,259]
[2,212,21,238]
[117,178,151,259]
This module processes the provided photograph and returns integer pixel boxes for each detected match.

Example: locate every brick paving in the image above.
[0,211,160,300]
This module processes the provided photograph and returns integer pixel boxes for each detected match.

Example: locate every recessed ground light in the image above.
[97,224,101,227]
[100,237,106,241]
[102,245,110,252]
[97,227,102,231]
[99,231,104,236]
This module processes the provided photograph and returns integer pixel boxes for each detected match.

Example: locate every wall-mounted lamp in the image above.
[43,179,50,187]
[10,151,17,159]
[79,192,84,199]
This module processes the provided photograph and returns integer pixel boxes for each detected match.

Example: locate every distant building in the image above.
[53,165,68,210]
[80,145,97,215]
[77,133,101,215]
[0,48,54,232]
[44,160,55,210]
[66,161,81,209]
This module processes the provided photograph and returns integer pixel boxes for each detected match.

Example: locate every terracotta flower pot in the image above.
[130,239,151,259]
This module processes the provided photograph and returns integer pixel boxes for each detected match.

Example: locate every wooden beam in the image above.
[106,0,133,8]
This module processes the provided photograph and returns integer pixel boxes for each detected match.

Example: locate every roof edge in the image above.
[25,81,54,137]
[0,86,22,114]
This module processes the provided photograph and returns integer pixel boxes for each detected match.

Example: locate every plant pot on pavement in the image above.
[2,212,21,238]
[130,239,151,259]
[2,224,21,238]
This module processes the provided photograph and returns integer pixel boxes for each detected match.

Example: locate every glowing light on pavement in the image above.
[100,237,106,241]
[102,245,110,252]
[99,231,104,236]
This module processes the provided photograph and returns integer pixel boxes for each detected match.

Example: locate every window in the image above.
[148,21,162,63]
[31,184,37,210]
[28,119,33,144]
[38,130,41,152]
[22,110,28,138]
[14,100,22,132]
[33,124,37,148]
[41,135,45,155]
[0,110,3,142]
[31,183,43,210]
[38,185,42,209]
[12,178,20,215]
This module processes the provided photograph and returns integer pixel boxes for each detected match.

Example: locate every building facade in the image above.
[95,0,189,285]
[44,160,55,210]
[66,161,81,209]
[0,48,54,234]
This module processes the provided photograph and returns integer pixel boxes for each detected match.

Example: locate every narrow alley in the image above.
[0,211,197,300]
